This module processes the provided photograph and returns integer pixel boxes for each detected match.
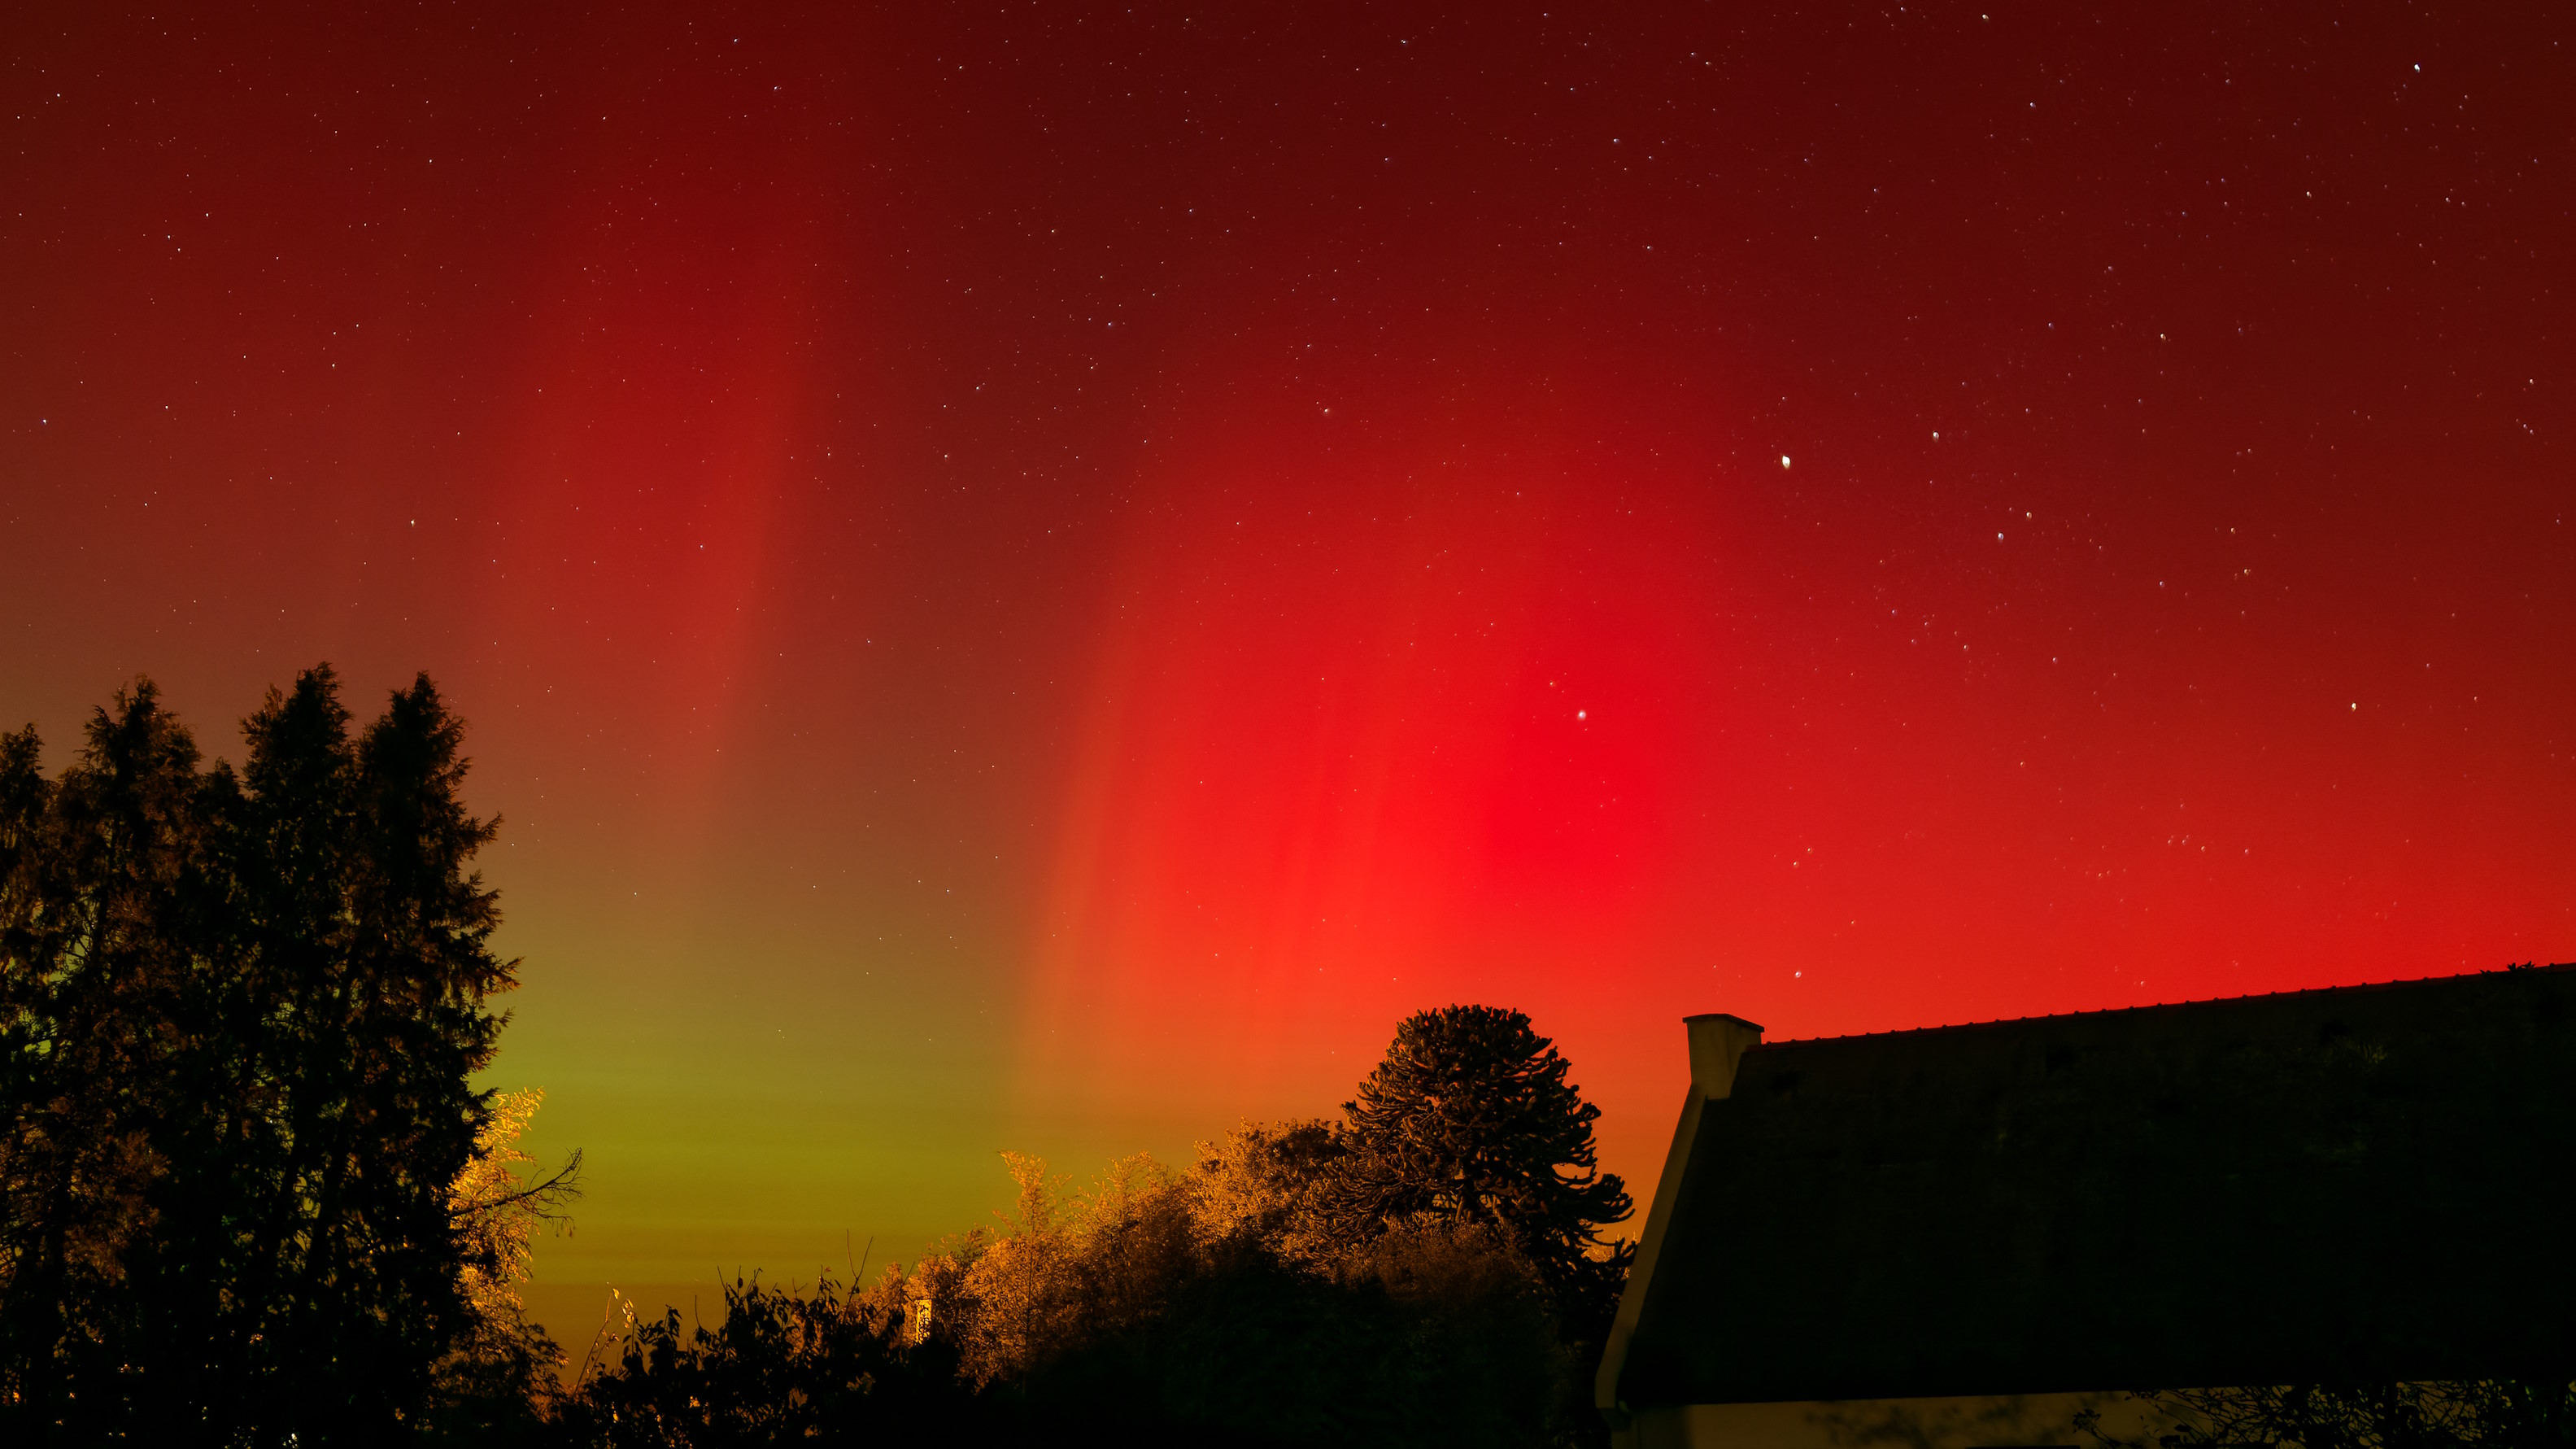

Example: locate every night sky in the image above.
[6,2,2570,1333]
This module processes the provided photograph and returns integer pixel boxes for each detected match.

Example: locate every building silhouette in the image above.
[1599,965,2576,1447]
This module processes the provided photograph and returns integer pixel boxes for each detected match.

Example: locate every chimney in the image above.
[1685,1013,1765,1098]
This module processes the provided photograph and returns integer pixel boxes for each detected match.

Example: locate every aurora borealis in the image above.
[5,2,2569,1336]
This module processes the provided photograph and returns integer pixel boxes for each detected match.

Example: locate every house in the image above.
[1597,965,2576,1448]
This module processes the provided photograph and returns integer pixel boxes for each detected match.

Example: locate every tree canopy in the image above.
[1330,1006,1631,1273]
[3,677,1624,1444]
[0,668,560,1442]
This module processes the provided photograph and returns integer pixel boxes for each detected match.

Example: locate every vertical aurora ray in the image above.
[1021,363,1764,1166]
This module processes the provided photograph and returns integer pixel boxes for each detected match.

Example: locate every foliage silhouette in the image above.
[551,1270,965,1447]
[1330,1004,1632,1264]
[0,669,571,1443]
[4,680,1615,1444]
[1325,1002,1634,1433]
[560,1149,1576,1448]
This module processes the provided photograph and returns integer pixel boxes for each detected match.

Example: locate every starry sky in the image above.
[5,2,2571,1335]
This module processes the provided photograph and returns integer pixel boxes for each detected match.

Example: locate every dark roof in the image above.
[1616,965,2576,1406]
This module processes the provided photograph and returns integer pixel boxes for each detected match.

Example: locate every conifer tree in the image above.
[1331,1004,1632,1275]
[1327,1001,1636,1409]
[0,669,538,1442]
[0,685,217,1431]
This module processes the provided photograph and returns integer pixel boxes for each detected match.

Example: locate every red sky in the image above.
[5,1,2570,1335]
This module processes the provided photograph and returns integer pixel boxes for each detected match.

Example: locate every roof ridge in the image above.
[1758,962,2576,1047]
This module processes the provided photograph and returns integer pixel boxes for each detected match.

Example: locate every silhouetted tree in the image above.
[568,1150,1571,1447]
[1329,1005,1631,1303]
[0,684,220,1433]
[1189,1117,1344,1261]
[1330,1006,1630,1258]
[426,1088,578,1443]
[1323,1004,1632,1443]
[553,1272,952,1447]
[0,668,551,1443]
[542,1010,1622,1445]
[1022,1211,1570,1449]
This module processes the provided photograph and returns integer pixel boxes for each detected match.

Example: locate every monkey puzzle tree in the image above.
[1328,1005,1632,1303]
[1326,1004,1632,1447]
